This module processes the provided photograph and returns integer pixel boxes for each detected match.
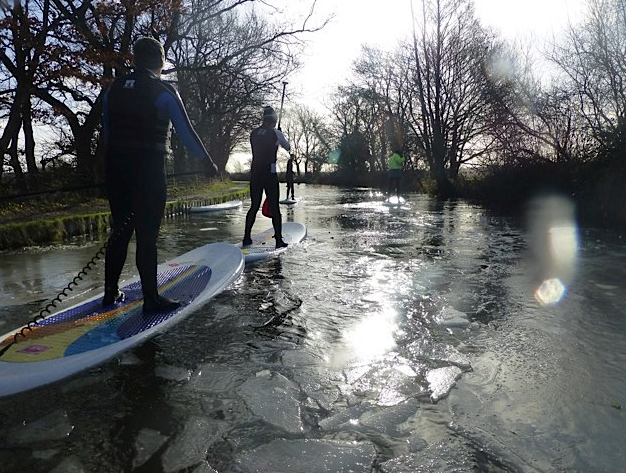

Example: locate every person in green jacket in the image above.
[387,150,405,199]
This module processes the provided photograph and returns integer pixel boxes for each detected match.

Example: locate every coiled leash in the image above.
[0,213,134,358]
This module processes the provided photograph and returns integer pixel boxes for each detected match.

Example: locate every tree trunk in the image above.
[74,103,104,181]
[9,134,27,192]
[74,129,95,179]
[430,120,449,194]
[22,102,38,176]
[0,90,25,167]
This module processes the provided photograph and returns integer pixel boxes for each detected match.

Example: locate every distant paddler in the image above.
[387,149,405,200]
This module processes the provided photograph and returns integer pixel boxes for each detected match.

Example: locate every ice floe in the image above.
[154,364,191,382]
[8,409,73,444]
[437,306,471,329]
[161,416,225,473]
[235,438,377,473]
[187,363,245,393]
[49,455,86,473]
[238,370,303,433]
[133,428,168,469]
[426,366,462,402]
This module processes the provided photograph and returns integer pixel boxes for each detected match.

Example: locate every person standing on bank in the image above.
[243,105,291,248]
[102,36,218,313]
[285,154,296,200]
[387,149,405,200]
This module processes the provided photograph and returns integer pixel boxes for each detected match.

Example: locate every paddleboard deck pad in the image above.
[189,200,243,213]
[240,222,307,263]
[0,242,244,397]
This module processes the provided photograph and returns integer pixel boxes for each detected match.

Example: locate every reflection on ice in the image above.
[331,311,398,367]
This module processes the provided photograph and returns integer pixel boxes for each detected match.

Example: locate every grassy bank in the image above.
[0,178,249,250]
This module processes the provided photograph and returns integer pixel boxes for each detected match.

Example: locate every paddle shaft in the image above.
[278,81,288,128]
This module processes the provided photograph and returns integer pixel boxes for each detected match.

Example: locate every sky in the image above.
[281,0,586,112]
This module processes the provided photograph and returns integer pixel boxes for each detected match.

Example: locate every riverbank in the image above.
[0,179,249,251]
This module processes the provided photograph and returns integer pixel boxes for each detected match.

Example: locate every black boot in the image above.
[143,294,181,314]
[102,288,125,307]
[242,236,252,246]
[275,238,288,249]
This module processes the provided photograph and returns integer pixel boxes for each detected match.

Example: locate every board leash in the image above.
[0,213,135,358]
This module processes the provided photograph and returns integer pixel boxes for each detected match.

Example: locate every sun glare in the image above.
[329,309,398,368]
[346,312,397,359]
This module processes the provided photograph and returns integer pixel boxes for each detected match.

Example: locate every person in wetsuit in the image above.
[387,149,405,199]
[285,154,296,200]
[243,106,291,248]
[102,36,218,313]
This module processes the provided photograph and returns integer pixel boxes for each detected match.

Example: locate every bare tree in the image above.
[327,84,374,176]
[404,0,497,194]
[0,0,328,189]
[349,45,417,173]
[281,103,330,176]
[333,0,502,191]
[169,0,327,173]
[38,0,182,179]
[551,0,626,151]
[0,0,55,190]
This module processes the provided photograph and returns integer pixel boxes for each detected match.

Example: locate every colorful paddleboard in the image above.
[189,200,243,213]
[0,242,244,397]
[240,222,307,263]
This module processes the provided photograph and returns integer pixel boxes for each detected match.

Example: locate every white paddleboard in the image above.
[0,242,244,398]
[240,222,307,263]
[189,200,243,213]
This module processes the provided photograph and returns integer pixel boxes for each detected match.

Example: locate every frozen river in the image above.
[1,184,625,472]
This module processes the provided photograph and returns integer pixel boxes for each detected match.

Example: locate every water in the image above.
[1,185,625,472]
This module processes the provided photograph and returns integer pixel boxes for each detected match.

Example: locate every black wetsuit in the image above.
[244,123,289,244]
[102,69,212,304]
[286,158,295,200]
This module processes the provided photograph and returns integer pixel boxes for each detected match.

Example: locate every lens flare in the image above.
[535,277,566,305]
[527,195,579,306]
